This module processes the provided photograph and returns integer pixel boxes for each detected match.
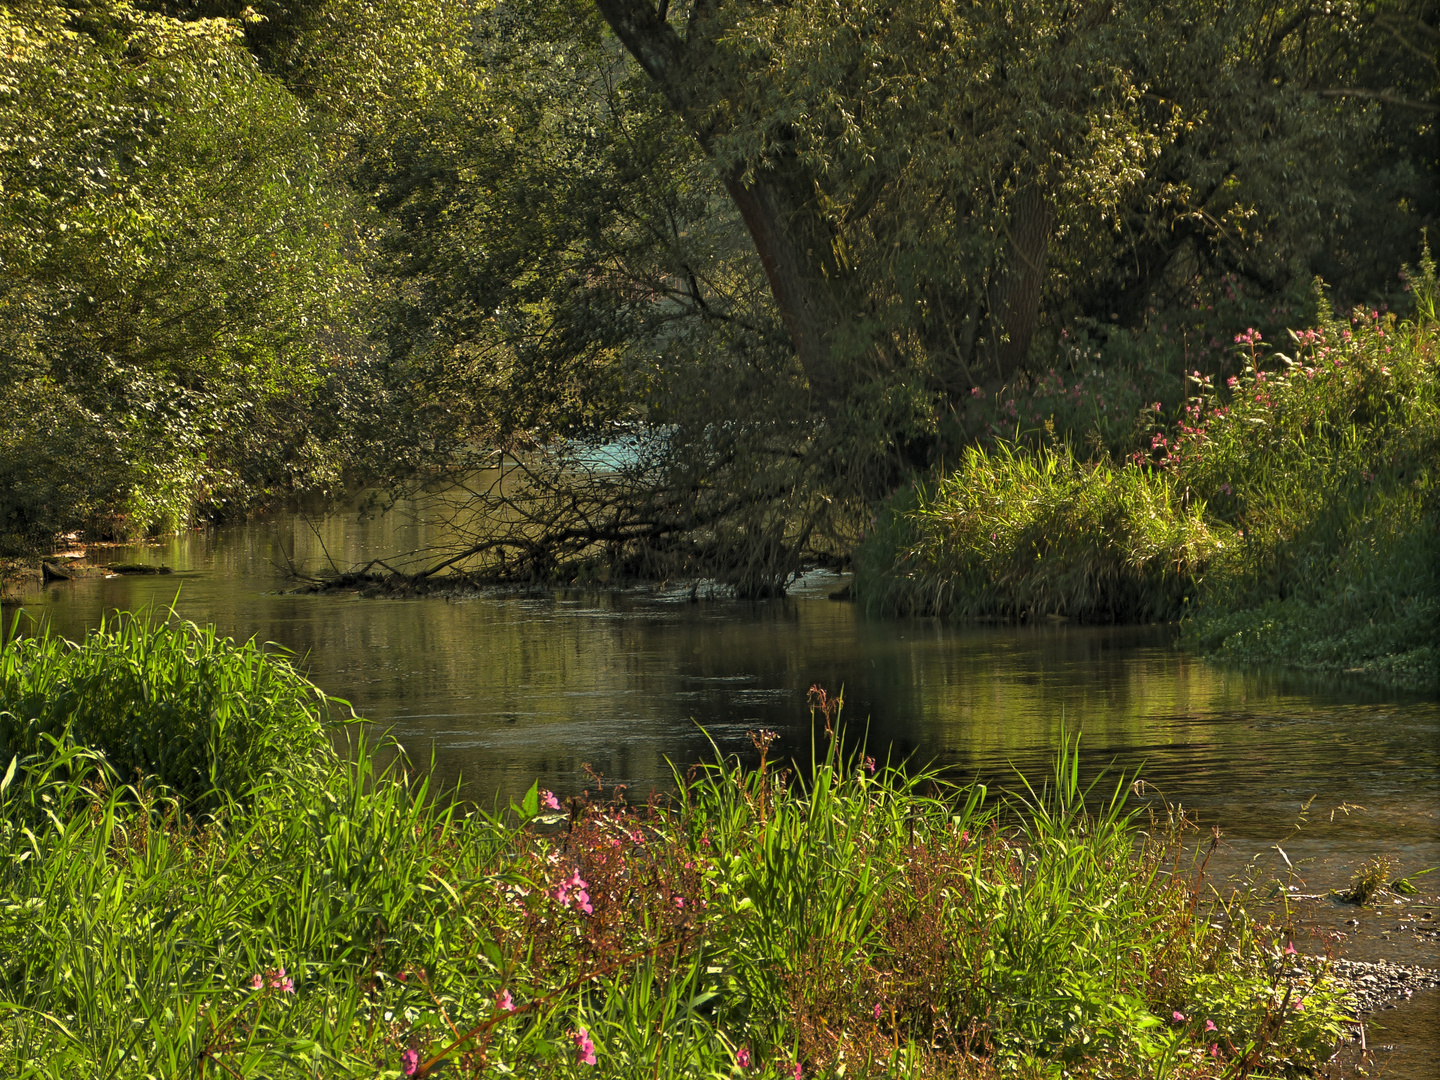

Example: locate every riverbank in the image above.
[0,618,1372,1078]
[853,283,1439,691]
[1,553,173,605]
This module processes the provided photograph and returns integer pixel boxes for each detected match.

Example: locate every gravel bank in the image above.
[1307,956,1440,1014]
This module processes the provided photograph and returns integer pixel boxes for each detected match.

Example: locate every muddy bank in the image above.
[2,553,171,604]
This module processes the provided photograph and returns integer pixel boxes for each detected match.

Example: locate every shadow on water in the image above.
[6,508,1439,1078]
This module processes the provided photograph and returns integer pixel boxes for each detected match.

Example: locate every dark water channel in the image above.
[6,508,1438,1076]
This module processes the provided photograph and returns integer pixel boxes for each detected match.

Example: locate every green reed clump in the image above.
[0,611,333,806]
[0,648,1351,1079]
[853,444,1221,622]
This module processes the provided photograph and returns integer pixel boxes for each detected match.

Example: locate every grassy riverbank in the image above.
[855,267,1439,690]
[0,618,1352,1078]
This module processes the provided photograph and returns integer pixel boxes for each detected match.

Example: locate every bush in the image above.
[0,613,334,805]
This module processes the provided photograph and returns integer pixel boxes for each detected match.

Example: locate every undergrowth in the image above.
[0,623,1352,1078]
[856,250,1439,689]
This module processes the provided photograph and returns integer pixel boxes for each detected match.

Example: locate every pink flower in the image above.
[265,967,294,993]
[673,895,685,909]
[790,1064,803,1079]
[863,756,876,774]
[556,870,591,911]
[248,973,264,990]
[1172,1011,1186,1023]
[401,1048,419,1076]
[571,1026,597,1066]
[1293,999,1306,1011]
[1210,1044,1220,1058]
[541,790,560,811]
[873,1002,883,1020]
[1205,1019,1216,1032]
[1284,941,1297,956]
[497,989,516,1013]
[736,1046,751,1069]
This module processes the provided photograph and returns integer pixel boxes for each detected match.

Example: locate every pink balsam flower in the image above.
[401,1047,419,1076]
[541,790,561,811]
[497,989,516,1013]
[571,1026,597,1066]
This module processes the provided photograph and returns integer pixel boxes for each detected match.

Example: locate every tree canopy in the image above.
[0,0,350,548]
[3,0,1435,589]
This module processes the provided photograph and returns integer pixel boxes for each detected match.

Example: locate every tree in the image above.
[0,0,350,549]
[308,0,1438,592]
[594,0,1437,401]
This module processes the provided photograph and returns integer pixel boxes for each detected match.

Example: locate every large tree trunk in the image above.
[592,0,848,401]
[987,184,1053,382]
[721,169,848,401]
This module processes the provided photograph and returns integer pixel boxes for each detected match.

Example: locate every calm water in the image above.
[6,507,1439,1073]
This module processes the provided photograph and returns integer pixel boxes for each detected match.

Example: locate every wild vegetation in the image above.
[0,621,1354,1077]
[854,259,1439,687]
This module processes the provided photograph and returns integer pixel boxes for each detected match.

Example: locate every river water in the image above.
[5,508,1438,1074]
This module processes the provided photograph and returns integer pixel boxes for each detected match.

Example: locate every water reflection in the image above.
[6,512,1437,860]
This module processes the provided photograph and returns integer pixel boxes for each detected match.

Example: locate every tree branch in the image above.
[1317,88,1438,112]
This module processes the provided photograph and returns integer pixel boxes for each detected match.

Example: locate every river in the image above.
[5,506,1438,1075]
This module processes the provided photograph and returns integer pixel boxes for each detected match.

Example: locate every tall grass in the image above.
[0,627,1350,1077]
[854,445,1221,622]
[0,611,333,805]
[855,253,1439,686]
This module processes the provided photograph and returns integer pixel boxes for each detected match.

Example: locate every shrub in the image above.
[0,613,334,805]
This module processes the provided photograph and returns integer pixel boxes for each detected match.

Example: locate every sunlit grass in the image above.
[853,444,1222,623]
[0,610,332,806]
[0,624,1352,1078]
[856,256,1439,687]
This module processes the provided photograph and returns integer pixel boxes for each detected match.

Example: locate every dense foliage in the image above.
[855,259,1439,686]
[0,0,352,551]
[0,631,1354,1076]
